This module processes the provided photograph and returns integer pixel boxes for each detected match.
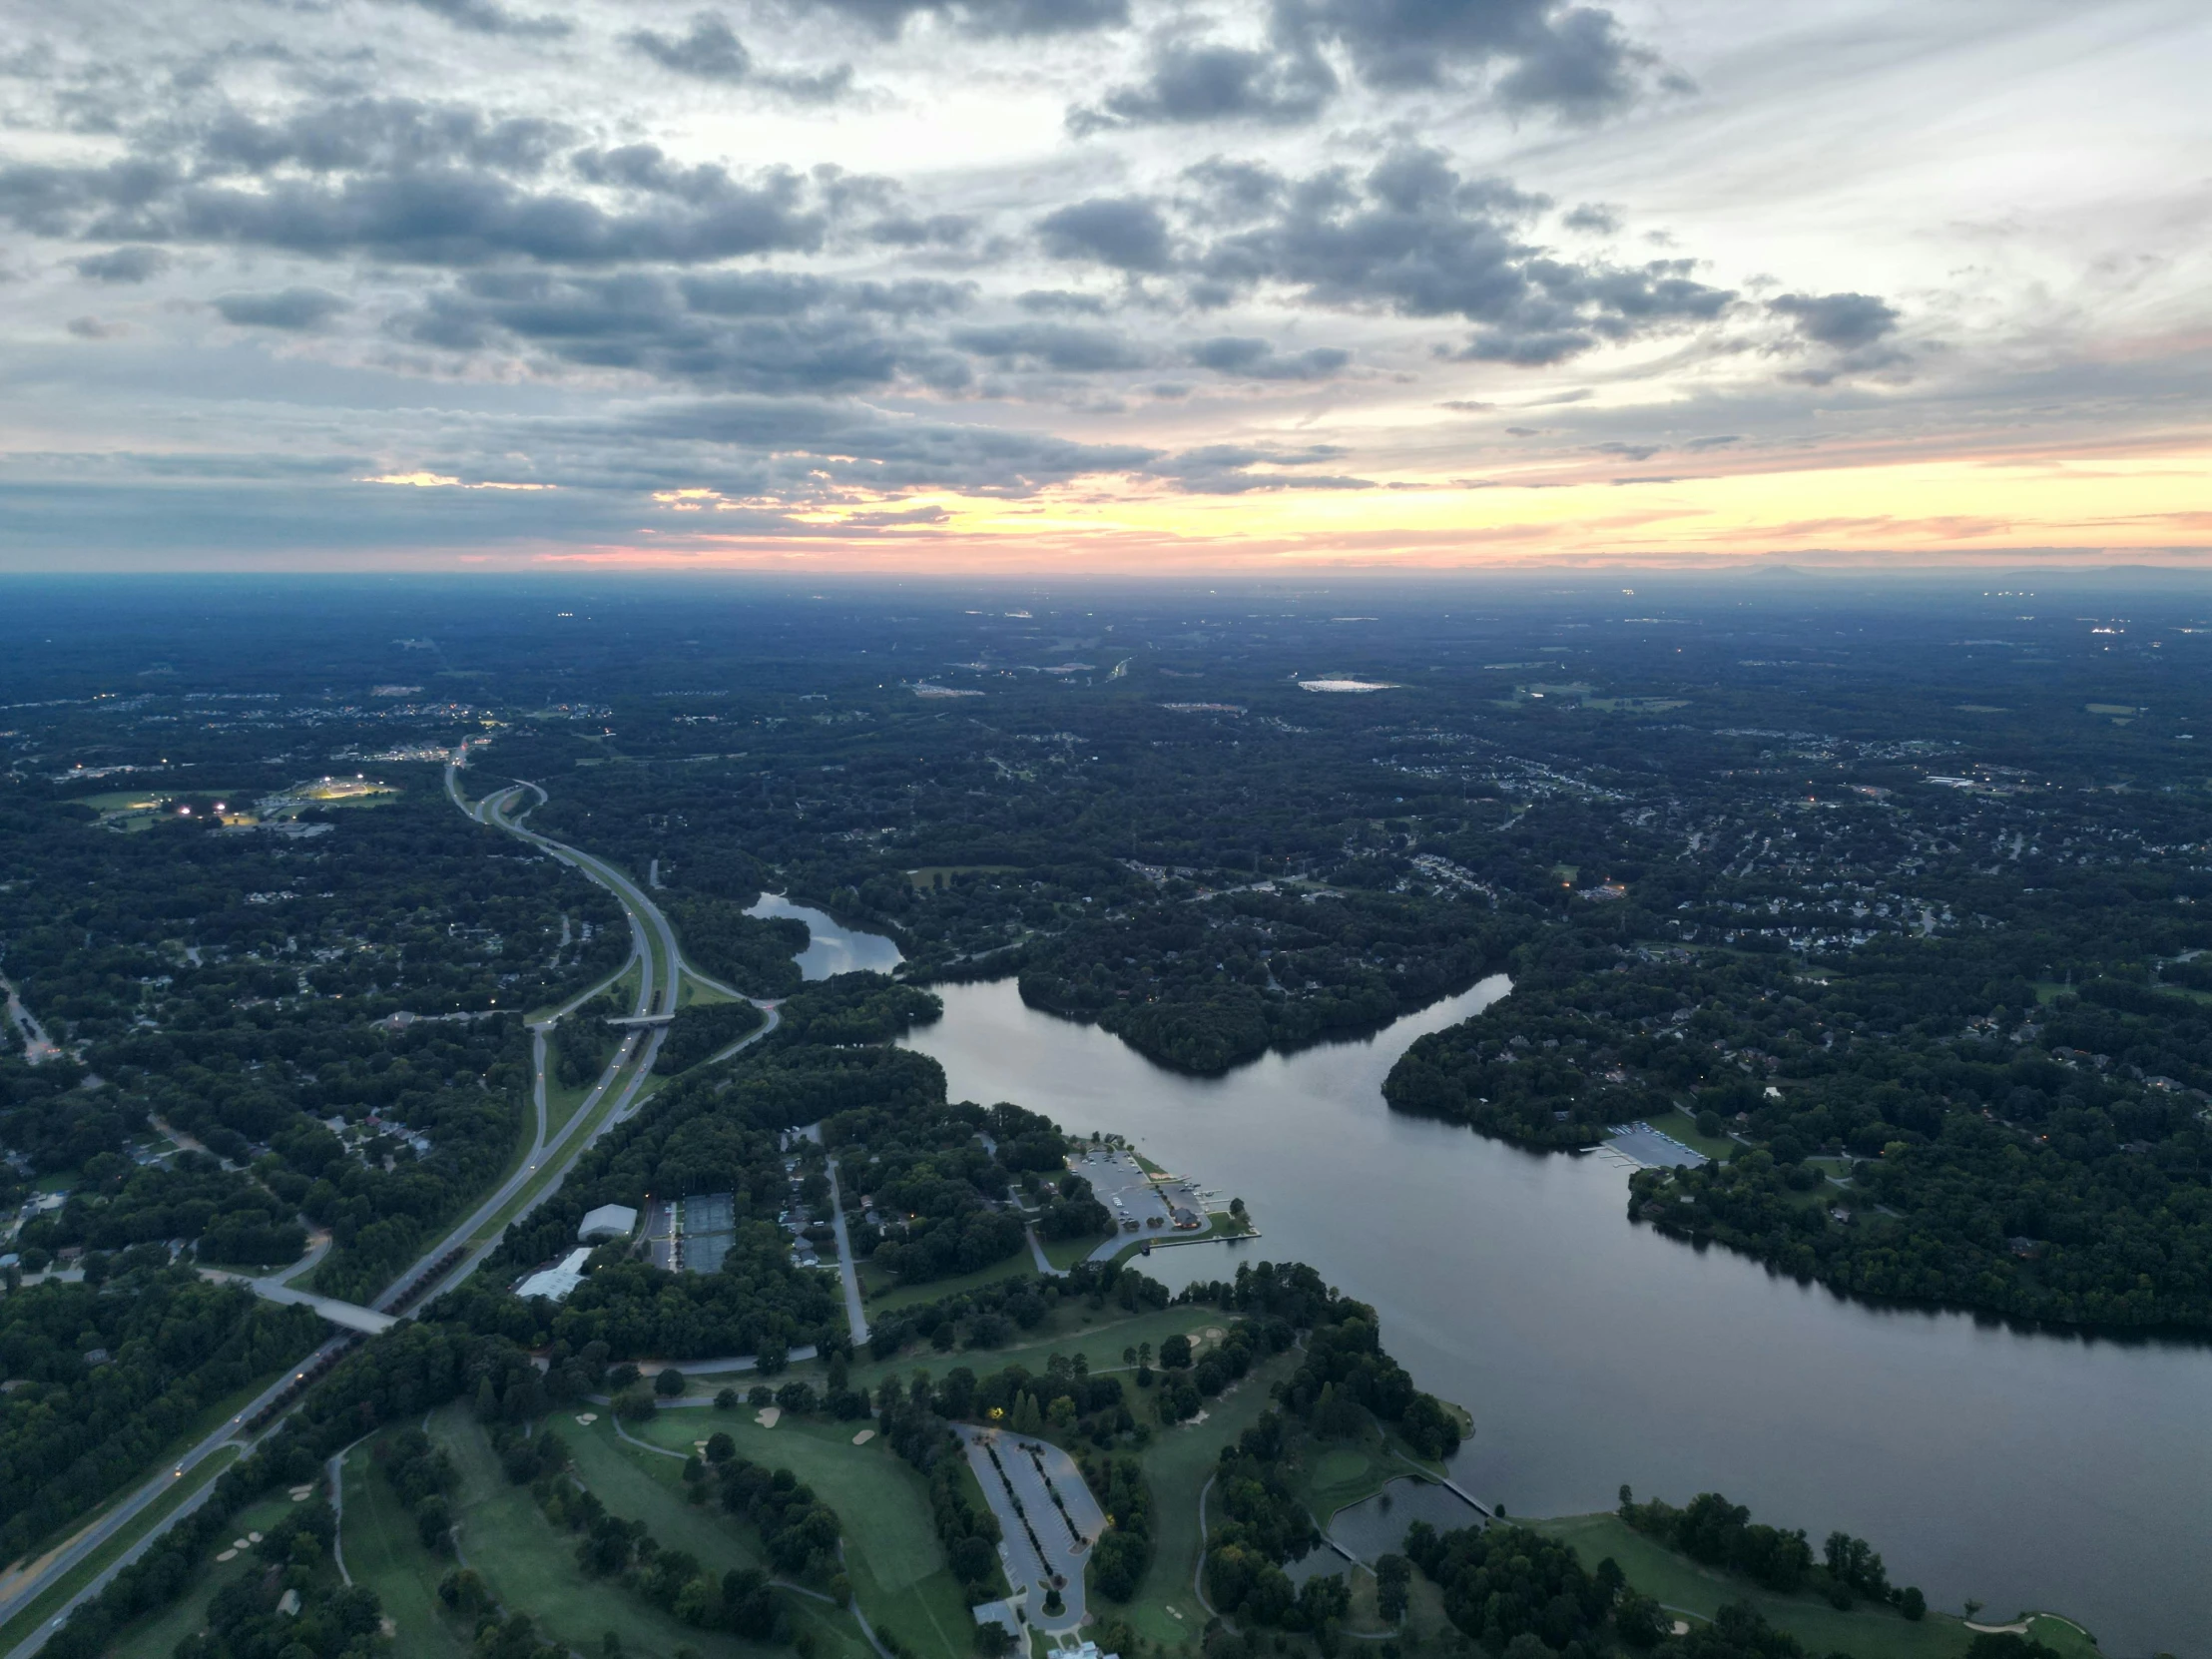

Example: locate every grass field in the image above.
[1043,1231,1114,1269]
[431,1403,811,1659]
[859,1251,1038,1314]
[340,1439,471,1658]
[108,1489,299,1659]
[1530,1513,2097,1659]
[1637,1108,1741,1162]
[626,1407,972,1659]
[1108,1350,1301,1652]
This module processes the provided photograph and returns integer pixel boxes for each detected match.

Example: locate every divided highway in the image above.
[0,757,777,1656]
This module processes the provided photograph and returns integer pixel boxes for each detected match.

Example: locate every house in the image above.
[578,1203,639,1242]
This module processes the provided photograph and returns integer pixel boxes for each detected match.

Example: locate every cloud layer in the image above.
[0,0,2201,565]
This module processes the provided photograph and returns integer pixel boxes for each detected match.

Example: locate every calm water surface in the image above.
[895,974,2211,1656]
[746,894,904,979]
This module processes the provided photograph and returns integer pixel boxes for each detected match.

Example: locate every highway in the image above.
[0,1337,350,1655]
[0,755,776,1656]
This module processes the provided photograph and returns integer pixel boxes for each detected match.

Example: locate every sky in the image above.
[0,0,2207,572]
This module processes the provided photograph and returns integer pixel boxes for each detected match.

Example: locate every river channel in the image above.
[769,901,2208,1654]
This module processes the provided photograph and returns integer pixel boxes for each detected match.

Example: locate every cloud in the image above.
[1561,203,1619,234]
[396,270,972,392]
[1184,148,1731,363]
[952,320,1148,371]
[789,0,1127,39]
[1076,0,1667,133]
[1151,441,1373,492]
[381,0,570,38]
[71,245,167,282]
[66,315,126,339]
[626,13,851,100]
[1036,197,1175,273]
[1769,290,1900,350]
[1189,334,1349,379]
[0,138,845,268]
[198,99,569,179]
[215,286,350,328]
[1070,38,1337,133]
[620,396,1158,495]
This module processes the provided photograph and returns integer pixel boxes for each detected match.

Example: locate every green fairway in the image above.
[432,1403,812,1659]
[1106,1350,1300,1651]
[340,1439,471,1658]
[626,1408,974,1659]
[1531,1512,2038,1659]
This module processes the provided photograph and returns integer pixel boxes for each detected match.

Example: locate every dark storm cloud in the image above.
[625,12,852,101]
[1561,202,1619,234]
[1034,197,1175,272]
[71,245,167,282]
[1075,0,1662,134]
[382,0,571,38]
[1769,290,1899,350]
[950,320,1148,371]
[1188,334,1348,379]
[1069,38,1336,133]
[214,286,349,328]
[789,0,1126,39]
[1177,149,1731,362]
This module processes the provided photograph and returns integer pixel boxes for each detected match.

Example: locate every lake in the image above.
[890,973,2212,1656]
[746,893,905,979]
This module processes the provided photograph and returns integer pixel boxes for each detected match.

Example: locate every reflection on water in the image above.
[900,975,2212,1655]
[1330,1477,1487,1564]
[745,893,903,980]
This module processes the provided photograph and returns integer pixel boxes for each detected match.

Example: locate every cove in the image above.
[746,892,904,979]
[893,974,2212,1656]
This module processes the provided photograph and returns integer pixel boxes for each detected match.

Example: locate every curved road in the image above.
[1,758,779,1657]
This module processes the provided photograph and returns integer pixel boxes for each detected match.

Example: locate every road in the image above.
[0,1336,349,1655]
[823,1158,869,1346]
[0,757,777,1654]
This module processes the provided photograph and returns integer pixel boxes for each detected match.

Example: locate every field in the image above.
[429,1402,859,1659]
[858,1250,1037,1314]
[339,1438,471,1658]
[1530,1513,2101,1659]
[627,1407,974,1659]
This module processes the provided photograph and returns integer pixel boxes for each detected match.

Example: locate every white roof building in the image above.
[516,1247,592,1302]
[578,1203,639,1242]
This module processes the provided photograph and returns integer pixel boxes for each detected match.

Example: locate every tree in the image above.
[1375,1553,1409,1623]
[1160,1333,1193,1370]
[655,1368,687,1397]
